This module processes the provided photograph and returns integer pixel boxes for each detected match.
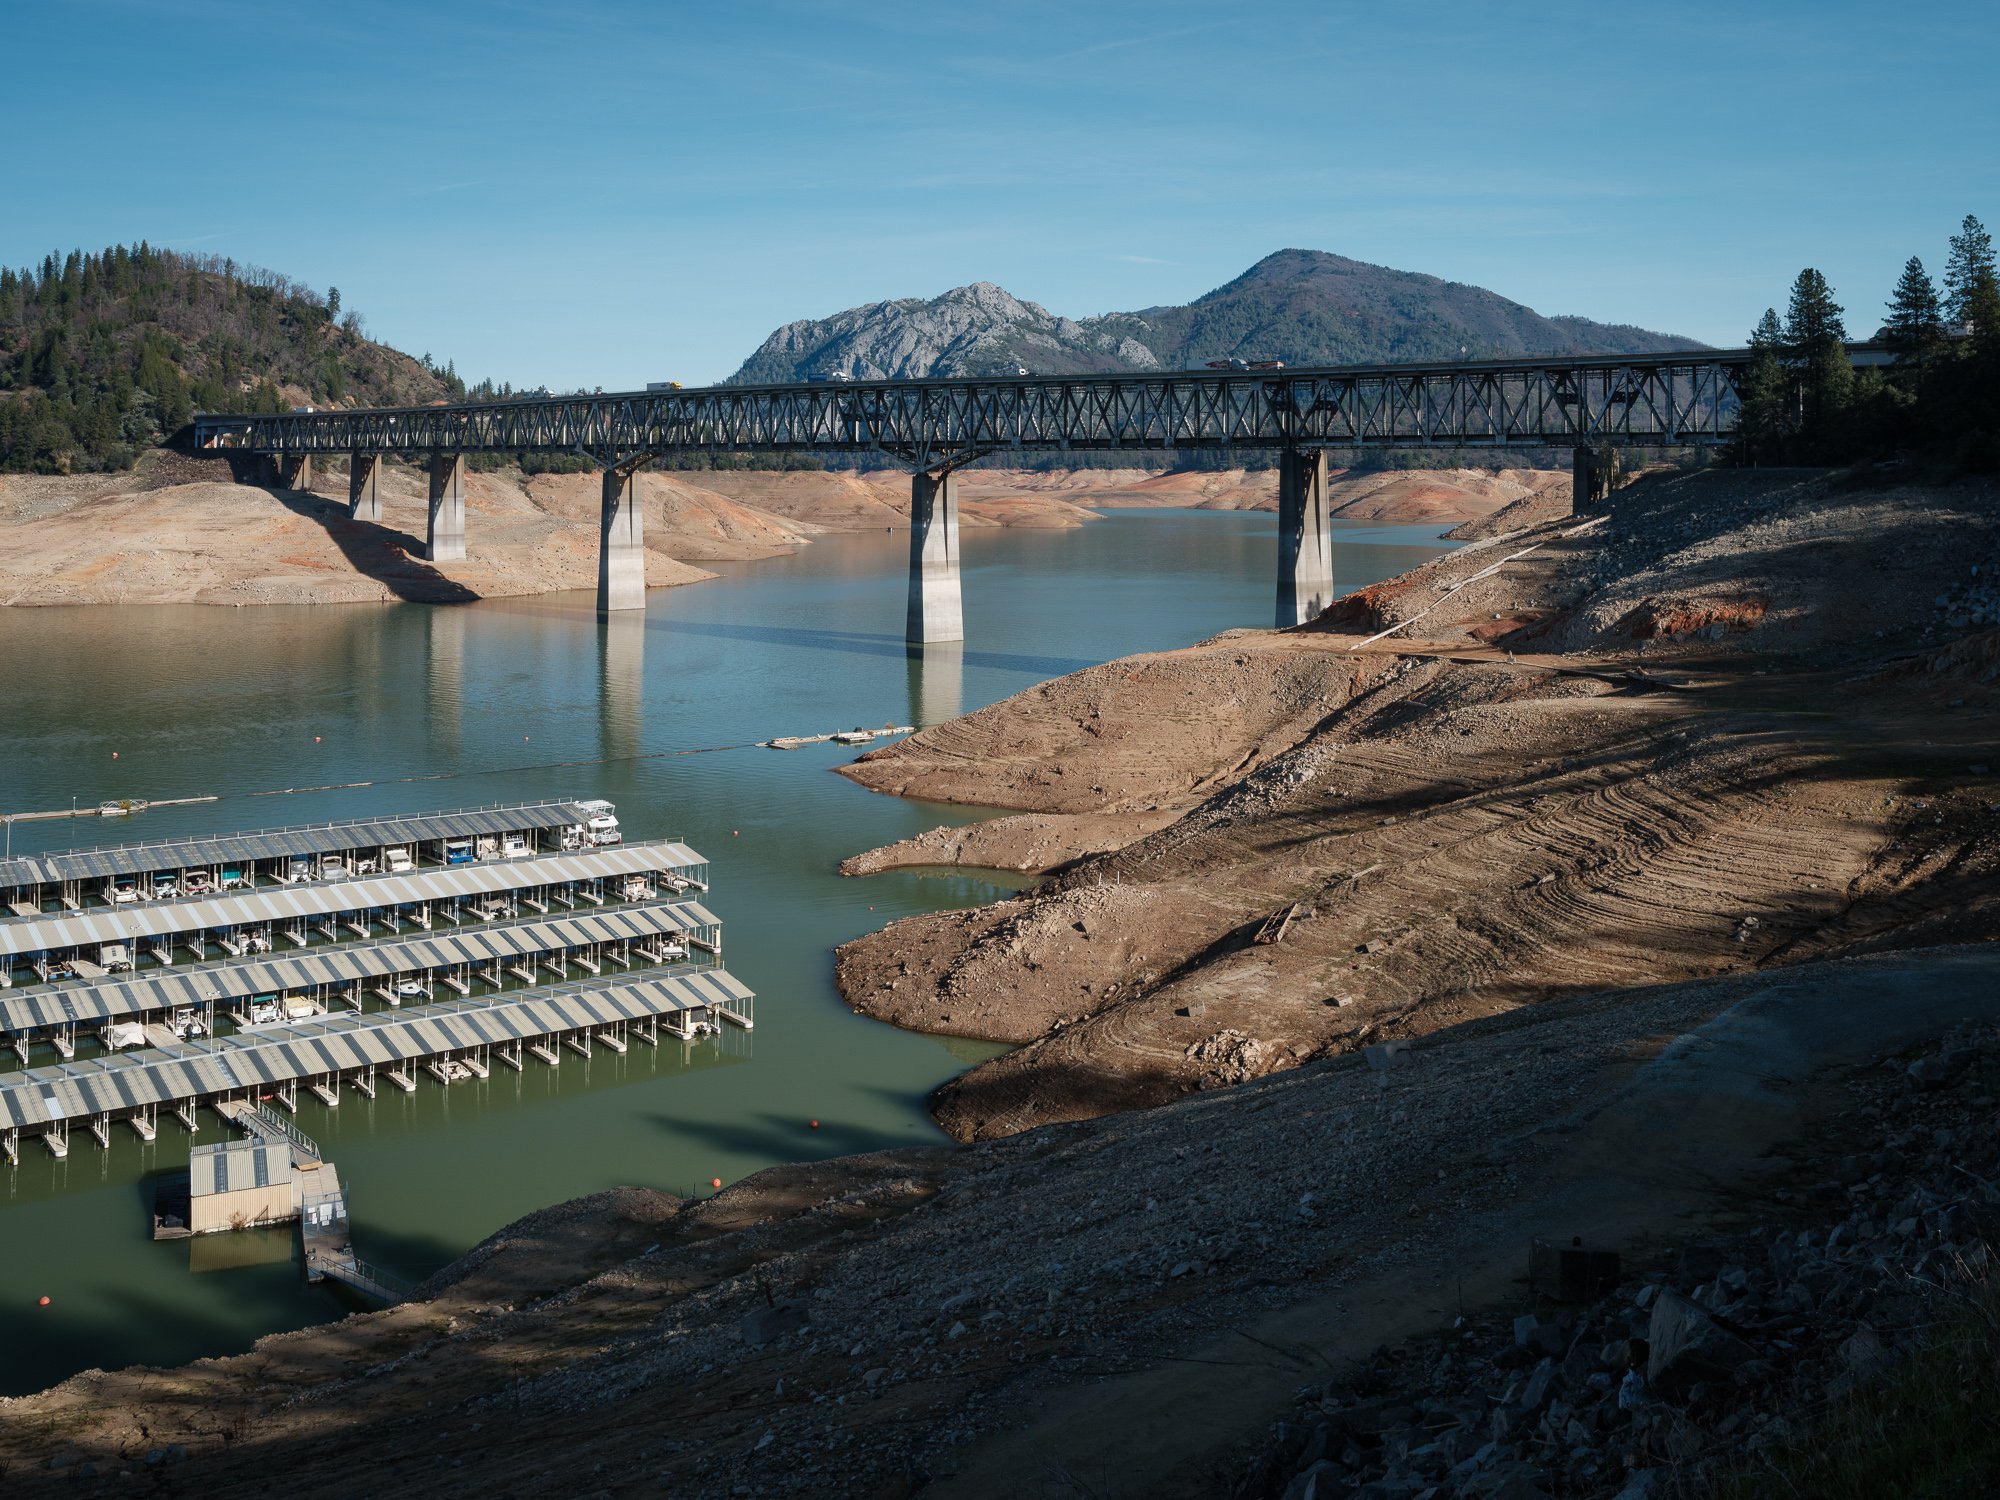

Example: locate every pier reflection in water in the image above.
[907,641,964,729]
[601,611,645,764]
[0,511,1457,1393]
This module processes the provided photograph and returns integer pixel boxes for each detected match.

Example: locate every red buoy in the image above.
[38,1295,50,1307]
[710,1177,723,1189]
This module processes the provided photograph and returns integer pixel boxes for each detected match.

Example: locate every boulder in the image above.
[740,1299,808,1347]
[1646,1290,1753,1399]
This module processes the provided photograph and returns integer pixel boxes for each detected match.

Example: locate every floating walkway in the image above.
[0,967,753,1160]
[763,725,914,750]
[2,899,720,1057]
[192,1103,409,1305]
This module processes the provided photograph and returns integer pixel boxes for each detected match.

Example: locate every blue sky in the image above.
[6,0,1995,389]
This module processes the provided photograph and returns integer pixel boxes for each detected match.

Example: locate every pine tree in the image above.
[1884,256,1944,384]
[1782,269,1852,458]
[1734,308,1788,463]
[1944,214,1995,329]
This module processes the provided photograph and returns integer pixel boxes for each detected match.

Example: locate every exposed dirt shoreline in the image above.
[0,457,1563,608]
[2,464,1998,1498]
[4,949,1995,1499]
[830,466,2000,1144]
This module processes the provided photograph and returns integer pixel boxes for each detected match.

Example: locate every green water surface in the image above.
[0,509,1453,1393]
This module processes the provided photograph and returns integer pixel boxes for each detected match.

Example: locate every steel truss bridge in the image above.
[193,344,1883,636]
[195,348,1752,467]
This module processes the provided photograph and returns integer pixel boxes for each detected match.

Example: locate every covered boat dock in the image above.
[0,840,710,986]
[0,966,754,1161]
[1,899,722,1062]
[0,800,615,916]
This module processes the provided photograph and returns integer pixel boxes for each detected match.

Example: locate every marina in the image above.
[0,804,750,1197]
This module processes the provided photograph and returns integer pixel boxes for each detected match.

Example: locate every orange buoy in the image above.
[810,1120,819,1130]
[38,1295,50,1307]
[112,751,118,759]
[314,736,321,743]
[710,1176,723,1189]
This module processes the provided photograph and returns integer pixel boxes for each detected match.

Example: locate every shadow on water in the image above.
[646,1108,912,1164]
[659,617,1096,679]
[267,488,481,605]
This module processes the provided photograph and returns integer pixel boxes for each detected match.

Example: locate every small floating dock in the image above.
[151,1104,407,1305]
[763,725,913,750]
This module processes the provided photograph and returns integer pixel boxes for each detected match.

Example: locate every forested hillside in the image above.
[0,244,458,472]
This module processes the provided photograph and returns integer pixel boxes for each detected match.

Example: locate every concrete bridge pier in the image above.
[1276,446,1334,627]
[426,453,467,563]
[348,453,382,523]
[1572,446,1614,510]
[906,467,963,645]
[598,461,649,613]
[275,454,313,492]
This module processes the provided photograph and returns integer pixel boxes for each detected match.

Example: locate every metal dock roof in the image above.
[0,801,596,888]
[0,901,718,1032]
[0,968,754,1132]
[0,842,705,960]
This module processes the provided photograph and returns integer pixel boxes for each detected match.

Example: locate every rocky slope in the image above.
[3,949,1993,1499]
[730,249,1703,381]
[834,465,2000,1142]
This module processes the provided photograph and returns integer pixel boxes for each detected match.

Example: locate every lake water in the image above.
[0,509,1454,1394]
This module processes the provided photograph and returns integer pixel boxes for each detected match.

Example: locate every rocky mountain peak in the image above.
[728,250,1703,384]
